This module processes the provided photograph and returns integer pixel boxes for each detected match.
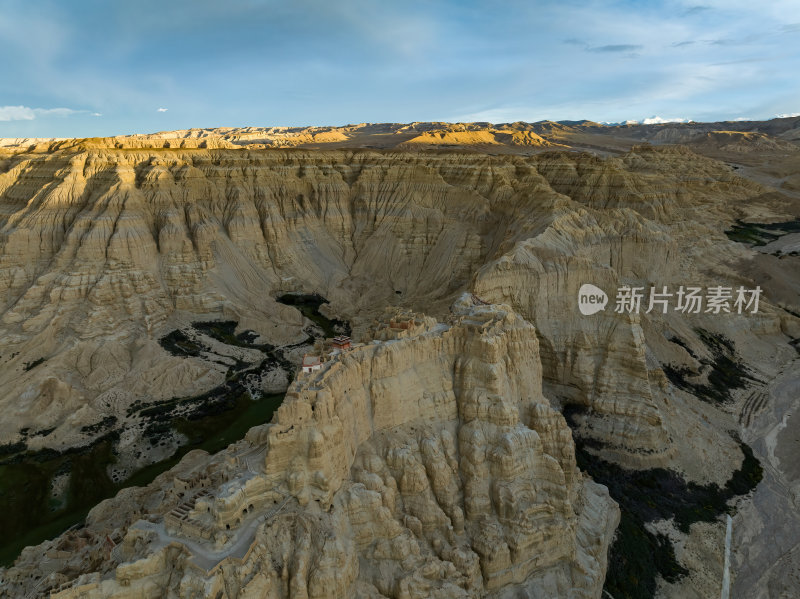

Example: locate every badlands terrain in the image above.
[0,117,798,598]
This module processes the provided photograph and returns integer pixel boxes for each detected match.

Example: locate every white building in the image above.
[301,355,322,373]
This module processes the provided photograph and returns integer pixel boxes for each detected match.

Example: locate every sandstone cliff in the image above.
[2,301,619,598]
[1,144,790,457]
[0,136,798,598]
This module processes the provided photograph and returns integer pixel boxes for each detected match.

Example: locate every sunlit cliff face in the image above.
[0,142,786,451]
[0,127,798,598]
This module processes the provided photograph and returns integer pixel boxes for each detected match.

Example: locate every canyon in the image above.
[0,119,798,598]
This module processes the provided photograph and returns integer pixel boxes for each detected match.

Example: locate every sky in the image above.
[0,0,799,137]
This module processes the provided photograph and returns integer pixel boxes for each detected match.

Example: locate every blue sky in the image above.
[1,0,798,137]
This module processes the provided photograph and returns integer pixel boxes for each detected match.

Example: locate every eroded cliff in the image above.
[0,139,798,598]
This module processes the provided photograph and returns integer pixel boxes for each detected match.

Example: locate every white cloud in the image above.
[36,107,81,117]
[776,112,800,117]
[0,106,36,121]
[157,107,168,112]
[0,105,85,121]
[639,115,692,124]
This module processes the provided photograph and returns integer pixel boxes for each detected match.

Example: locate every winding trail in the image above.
[126,495,291,572]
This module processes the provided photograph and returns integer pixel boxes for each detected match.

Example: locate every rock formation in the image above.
[0,124,798,598]
[1,301,619,598]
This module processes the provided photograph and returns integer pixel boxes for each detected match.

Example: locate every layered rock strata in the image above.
[1,139,798,598]
[1,301,619,599]
[2,145,784,461]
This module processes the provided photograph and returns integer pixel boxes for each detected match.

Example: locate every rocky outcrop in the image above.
[0,143,793,453]
[397,128,561,149]
[1,135,797,598]
[1,301,619,598]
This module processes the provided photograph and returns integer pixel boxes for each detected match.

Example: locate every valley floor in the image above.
[733,357,800,597]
